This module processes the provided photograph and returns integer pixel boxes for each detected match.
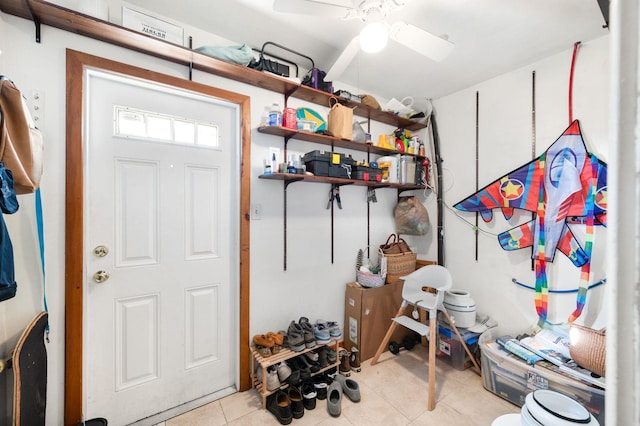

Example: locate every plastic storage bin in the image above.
[479,331,605,424]
[437,322,480,370]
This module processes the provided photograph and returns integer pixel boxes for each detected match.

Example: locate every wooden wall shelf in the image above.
[0,0,427,131]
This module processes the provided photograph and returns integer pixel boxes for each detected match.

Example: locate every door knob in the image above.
[93,270,110,283]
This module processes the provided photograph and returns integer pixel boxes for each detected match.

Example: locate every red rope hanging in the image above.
[568,41,581,123]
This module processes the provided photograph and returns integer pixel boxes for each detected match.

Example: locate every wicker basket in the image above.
[382,250,417,284]
[569,324,606,377]
[356,270,385,288]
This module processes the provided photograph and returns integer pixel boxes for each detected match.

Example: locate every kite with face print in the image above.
[454,120,607,325]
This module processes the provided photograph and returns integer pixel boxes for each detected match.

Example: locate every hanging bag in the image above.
[394,196,430,235]
[0,77,44,194]
[0,161,19,302]
[327,97,354,140]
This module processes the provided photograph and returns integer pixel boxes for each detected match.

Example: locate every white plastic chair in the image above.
[370,265,480,410]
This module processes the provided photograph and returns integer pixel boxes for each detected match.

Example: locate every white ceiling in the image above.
[124,0,608,100]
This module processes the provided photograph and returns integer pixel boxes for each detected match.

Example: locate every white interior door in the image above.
[83,69,239,424]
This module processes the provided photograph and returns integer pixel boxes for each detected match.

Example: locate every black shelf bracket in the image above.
[25,0,41,43]
[282,176,305,271]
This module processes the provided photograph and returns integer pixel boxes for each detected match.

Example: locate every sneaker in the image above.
[316,347,329,368]
[288,357,311,381]
[326,346,337,364]
[313,375,328,400]
[297,353,321,373]
[277,330,290,349]
[266,367,281,391]
[305,351,319,363]
[288,386,305,419]
[339,349,351,377]
[327,321,342,339]
[277,362,292,382]
[285,369,300,387]
[313,323,331,344]
[334,374,361,402]
[255,364,264,383]
[301,381,317,410]
[287,321,305,352]
[349,347,361,373]
[267,390,293,425]
[324,367,338,382]
[298,317,317,348]
[327,381,342,417]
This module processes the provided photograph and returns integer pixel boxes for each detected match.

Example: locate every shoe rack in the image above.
[250,339,341,409]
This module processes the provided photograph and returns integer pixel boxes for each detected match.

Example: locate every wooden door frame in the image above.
[64,49,251,425]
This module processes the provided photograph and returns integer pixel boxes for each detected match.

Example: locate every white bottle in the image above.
[260,106,271,127]
[268,103,282,126]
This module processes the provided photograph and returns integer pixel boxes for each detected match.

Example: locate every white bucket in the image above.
[522,390,599,425]
[492,390,600,426]
[443,289,476,328]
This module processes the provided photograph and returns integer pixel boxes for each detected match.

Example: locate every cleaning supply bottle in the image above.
[268,103,282,126]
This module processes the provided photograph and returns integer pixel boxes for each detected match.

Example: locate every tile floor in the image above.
[159,345,520,426]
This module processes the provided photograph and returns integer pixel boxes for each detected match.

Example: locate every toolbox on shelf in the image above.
[303,150,355,179]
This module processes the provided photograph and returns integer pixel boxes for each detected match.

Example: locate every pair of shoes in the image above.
[253,334,274,357]
[301,381,317,410]
[253,332,285,357]
[288,357,310,377]
[349,347,361,372]
[338,348,351,376]
[334,374,361,402]
[267,390,293,425]
[318,319,342,339]
[327,381,342,417]
[313,322,331,344]
[255,365,280,391]
[268,331,285,354]
[299,317,317,348]
[287,321,306,352]
[301,353,321,373]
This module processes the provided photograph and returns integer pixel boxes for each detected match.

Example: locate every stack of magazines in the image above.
[495,326,605,389]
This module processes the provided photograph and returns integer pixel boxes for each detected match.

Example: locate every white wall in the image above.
[434,35,609,335]
[0,5,610,424]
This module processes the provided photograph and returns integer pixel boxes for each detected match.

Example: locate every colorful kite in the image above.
[454,120,607,328]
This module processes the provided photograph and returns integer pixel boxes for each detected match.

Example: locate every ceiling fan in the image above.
[273,0,455,80]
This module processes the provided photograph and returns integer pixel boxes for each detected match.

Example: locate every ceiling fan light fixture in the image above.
[359,22,388,53]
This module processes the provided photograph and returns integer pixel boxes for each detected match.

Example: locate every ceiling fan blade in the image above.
[389,21,454,62]
[273,0,354,18]
[325,35,360,81]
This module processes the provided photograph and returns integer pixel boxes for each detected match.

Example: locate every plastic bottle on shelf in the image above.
[260,106,271,127]
[268,103,282,126]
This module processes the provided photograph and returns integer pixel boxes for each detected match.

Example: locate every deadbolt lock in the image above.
[93,245,109,257]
